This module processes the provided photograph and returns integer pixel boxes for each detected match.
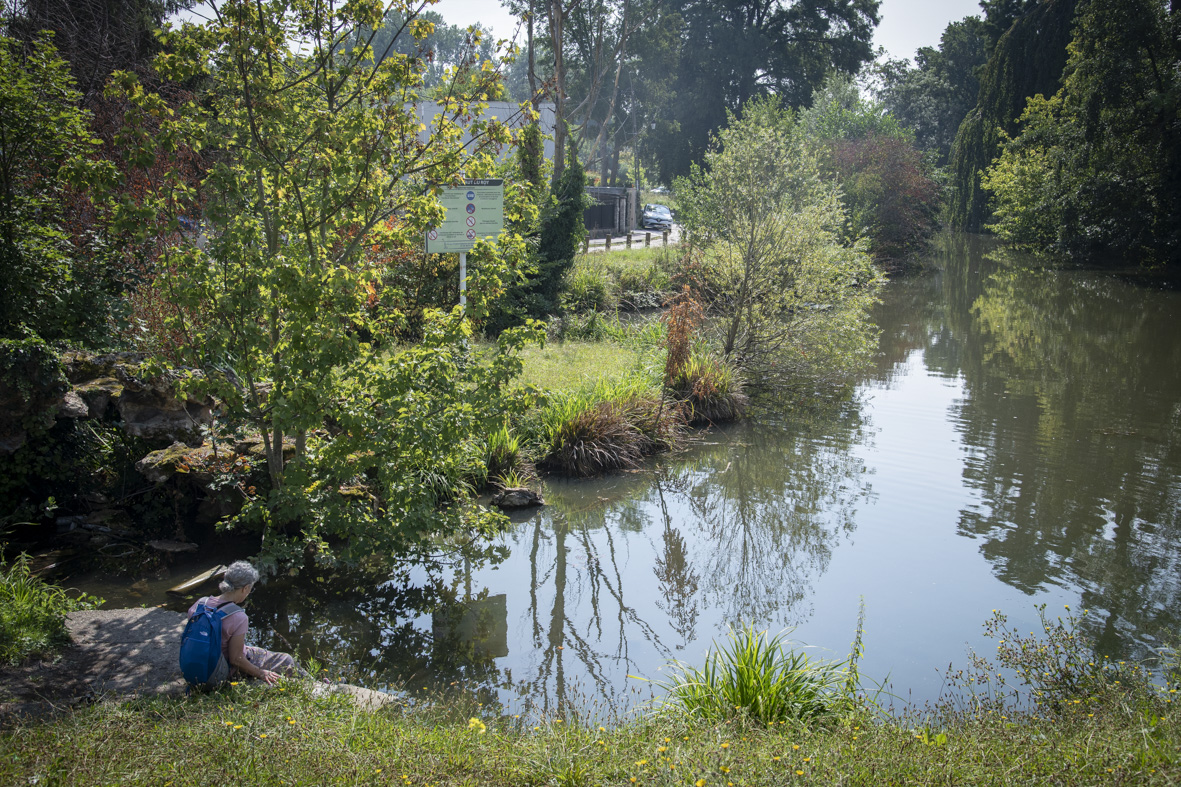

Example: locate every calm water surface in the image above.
[101,234,1181,716]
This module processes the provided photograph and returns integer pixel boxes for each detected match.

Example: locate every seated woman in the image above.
[188,560,297,685]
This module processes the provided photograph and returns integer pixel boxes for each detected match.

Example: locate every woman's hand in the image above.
[259,669,280,686]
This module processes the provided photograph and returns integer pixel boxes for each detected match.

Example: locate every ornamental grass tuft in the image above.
[530,377,686,476]
[669,352,749,424]
[652,624,856,725]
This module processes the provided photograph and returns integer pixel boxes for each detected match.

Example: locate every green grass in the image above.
[517,340,643,391]
[0,555,101,664]
[2,607,1179,784]
[0,670,1177,786]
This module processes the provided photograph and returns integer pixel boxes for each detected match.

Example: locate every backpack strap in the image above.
[216,602,244,619]
[190,598,244,620]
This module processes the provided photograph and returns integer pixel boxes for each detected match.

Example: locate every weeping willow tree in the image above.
[947,0,1077,231]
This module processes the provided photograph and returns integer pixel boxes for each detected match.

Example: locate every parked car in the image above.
[641,203,673,231]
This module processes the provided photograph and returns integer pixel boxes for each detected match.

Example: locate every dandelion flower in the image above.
[467,718,487,734]
[658,746,667,753]
[233,725,243,730]
[696,780,707,787]
[720,766,730,773]
[772,756,780,762]
[796,770,805,776]
[720,742,730,749]
[792,744,800,750]
[259,734,267,738]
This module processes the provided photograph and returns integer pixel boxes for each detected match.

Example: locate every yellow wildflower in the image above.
[467,718,487,734]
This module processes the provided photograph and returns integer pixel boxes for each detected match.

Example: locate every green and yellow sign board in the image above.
[425,178,504,253]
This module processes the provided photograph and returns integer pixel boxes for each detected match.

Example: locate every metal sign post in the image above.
[425,178,505,311]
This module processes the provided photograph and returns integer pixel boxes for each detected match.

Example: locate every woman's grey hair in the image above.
[219,560,260,593]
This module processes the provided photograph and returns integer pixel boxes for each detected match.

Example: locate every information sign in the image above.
[426,178,504,253]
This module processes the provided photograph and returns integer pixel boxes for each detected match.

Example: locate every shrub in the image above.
[0,554,101,664]
[653,624,855,724]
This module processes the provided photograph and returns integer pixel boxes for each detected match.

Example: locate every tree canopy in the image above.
[982,0,1181,262]
[652,0,880,182]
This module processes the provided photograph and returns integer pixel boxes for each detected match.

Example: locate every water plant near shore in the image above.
[0,554,101,664]
[669,352,749,424]
[529,377,686,476]
[649,625,860,725]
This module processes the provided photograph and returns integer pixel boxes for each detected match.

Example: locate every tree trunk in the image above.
[550,0,567,186]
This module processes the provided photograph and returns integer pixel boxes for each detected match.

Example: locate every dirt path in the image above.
[1,608,392,725]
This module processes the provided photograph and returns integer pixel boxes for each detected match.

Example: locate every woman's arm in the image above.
[226,633,279,685]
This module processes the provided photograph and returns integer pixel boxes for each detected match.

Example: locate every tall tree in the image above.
[651,0,880,182]
[983,0,1181,262]
[3,0,196,101]
[947,0,1077,231]
[0,33,112,343]
[675,97,882,392]
[875,15,990,165]
[112,0,538,563]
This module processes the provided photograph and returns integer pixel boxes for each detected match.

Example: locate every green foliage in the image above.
[560,257,615,313]
[106,0,537,564]
[0,34,117,344]
[652,625,856,724]
[947,604,1180,723]
[800,76,942,260]
[0,554,102,664]
[982,0,1181,262]
[874,16,990,166]
[650,0,880,182]
[675,97,884,394]
[947,0,1077,231]
[483,423,526,487]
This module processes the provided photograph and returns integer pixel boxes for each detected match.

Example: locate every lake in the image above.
[89,233,1181,718]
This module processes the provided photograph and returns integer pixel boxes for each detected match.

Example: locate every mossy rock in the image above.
[0,337,68,452]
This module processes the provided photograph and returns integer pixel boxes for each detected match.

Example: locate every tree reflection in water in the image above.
[878,235,1181,660]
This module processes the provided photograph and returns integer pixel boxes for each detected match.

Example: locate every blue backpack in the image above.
[179,598,243,689]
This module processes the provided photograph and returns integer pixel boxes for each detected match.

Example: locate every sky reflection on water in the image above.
[234,234,1181,716]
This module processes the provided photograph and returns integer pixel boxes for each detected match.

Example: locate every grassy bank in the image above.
[1,674,1176,785]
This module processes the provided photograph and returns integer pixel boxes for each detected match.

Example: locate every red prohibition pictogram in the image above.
[466,229,476,239]
[466,216,476,227]
[427,229,438,240]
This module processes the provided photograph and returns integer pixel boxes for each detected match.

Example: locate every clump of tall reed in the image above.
[529,376,686,477]
[650,623,862,725]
